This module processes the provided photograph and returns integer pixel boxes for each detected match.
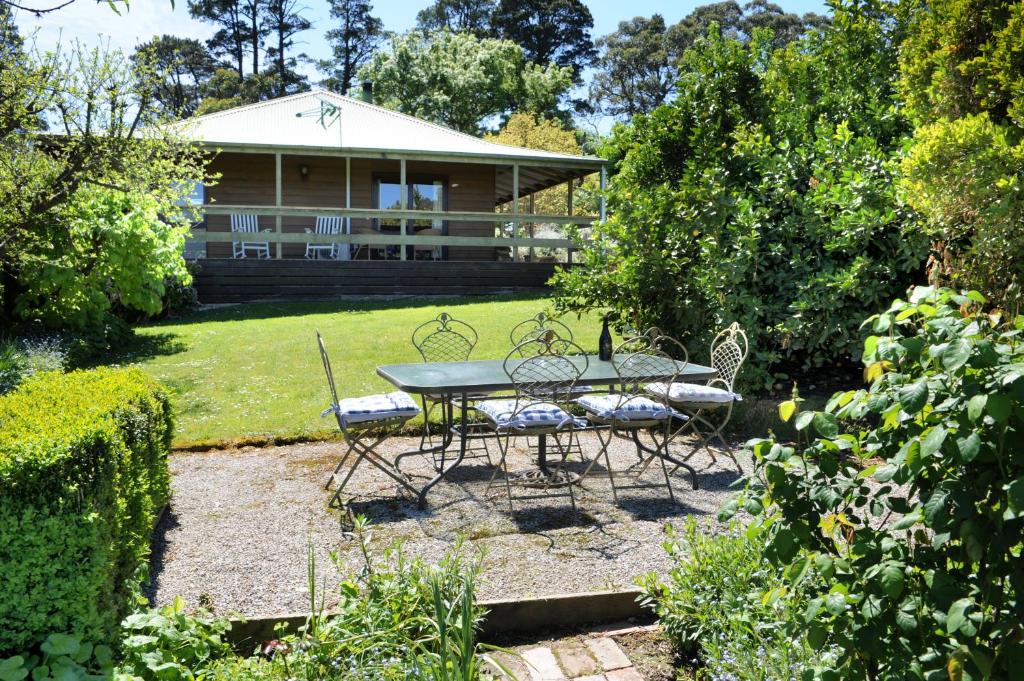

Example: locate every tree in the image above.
[262,0,311,96]
[553,7,925,389]
[189,0,264,77]
[591,3,829,120]
[131,35,217,116]
[897,0,1024,309]
[491,0,597,84]
[739,0,829,49]
[485,112,581,216]
[415,0,494,37]
[358,30,572,135]
[667,1,828,56]
[194,67,278,114]
[320,0,382,95]
[590,15,679,118]
[0,42,207,328]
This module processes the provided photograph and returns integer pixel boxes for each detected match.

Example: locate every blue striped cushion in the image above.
[474,399,580,430]
[322,391,421,427]
[576,393,680,421]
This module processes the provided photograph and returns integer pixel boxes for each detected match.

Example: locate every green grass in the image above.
[125,295,603,447]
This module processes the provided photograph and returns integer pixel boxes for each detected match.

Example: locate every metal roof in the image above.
[178,89,606,172]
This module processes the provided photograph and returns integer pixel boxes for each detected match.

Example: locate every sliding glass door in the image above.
[373,174,448,260]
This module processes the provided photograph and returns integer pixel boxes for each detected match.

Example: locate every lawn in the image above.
[126,295,602,447]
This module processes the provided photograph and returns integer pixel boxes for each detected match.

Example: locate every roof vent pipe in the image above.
[360,80,373,104]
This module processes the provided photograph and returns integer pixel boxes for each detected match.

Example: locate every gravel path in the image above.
[147,433,746,617]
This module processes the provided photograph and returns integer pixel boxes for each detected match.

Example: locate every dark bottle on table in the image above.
[599,314,613,361]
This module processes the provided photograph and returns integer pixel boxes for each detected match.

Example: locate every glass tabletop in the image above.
[377,354,717,394]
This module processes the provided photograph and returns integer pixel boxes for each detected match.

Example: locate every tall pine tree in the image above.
[320,0,383,94]
[491,0,596,84]
[263,0,311,95]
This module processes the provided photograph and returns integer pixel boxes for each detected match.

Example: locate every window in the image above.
[373,175,447,234]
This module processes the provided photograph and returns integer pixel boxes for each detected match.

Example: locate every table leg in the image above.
[537,434,550,476]
[417,391,469,509]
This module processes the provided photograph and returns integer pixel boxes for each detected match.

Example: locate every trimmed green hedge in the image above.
[0,368,172,654]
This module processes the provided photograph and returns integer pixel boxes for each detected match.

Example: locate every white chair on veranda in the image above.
[230,214,271,259]
[305,216,348,260]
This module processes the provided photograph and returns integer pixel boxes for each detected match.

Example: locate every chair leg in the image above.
[579,425,617,503]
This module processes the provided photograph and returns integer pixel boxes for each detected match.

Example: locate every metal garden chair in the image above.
[509,311,577,353]
[305,216,345,260]
[508,311,593,459]
[411,312,491,467]
[230,213,271,259]
[577,329,695,502]
[317,331,422,509]
[646,323,748,472]
[479,331,589,511]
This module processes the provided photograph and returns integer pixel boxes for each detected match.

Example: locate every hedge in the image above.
[0,368,173,654]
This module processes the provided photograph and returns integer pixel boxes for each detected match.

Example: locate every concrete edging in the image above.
[226,588,647,650]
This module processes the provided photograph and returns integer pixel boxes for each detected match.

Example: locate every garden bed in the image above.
[146,433,745,617]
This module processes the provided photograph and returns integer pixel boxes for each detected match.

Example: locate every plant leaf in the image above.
[899,380,929,414]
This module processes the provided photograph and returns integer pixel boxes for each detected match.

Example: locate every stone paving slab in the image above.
[489,630,649,680]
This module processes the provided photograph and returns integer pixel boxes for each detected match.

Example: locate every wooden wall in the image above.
[193,260,562,302]
[205,152,498,260]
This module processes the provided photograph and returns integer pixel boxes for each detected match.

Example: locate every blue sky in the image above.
[14,0,831,131]
[15,0,832,65]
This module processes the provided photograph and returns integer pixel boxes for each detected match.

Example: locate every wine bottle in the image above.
[599,314,613,361]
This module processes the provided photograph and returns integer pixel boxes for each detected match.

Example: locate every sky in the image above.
[13,0,832,131]
[14,0,832,66]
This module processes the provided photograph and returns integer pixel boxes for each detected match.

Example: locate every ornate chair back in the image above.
[505,331,587,405]
[613,328,688,404]
[709,323,748,392]
[509,312,575,356]
[412,312,478,363]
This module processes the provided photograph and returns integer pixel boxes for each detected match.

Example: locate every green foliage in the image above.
[0,633,116,681]
[0,337,66,395]
[0,41,208,331]
[118,596,232,680]
[358,29,573,134]
[900,114,1024,311]
[734,287,1024,679]
[0,368,173,654]
[638,518,824,680]
[319,0,384,96]
[15,187,195,329]
[554,6,926,390]
[203,517,492,680]
[898,0,1024,310]
[491,0,596,85]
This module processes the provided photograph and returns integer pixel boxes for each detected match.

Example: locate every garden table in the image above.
[378,355,717,509]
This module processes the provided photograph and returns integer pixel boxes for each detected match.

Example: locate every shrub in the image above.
[553,6,927,391]
[0,336,67,395]
[638,518,823,680]
[898,0,1024,310]
[734,286,1024,679]
[0,368,173,654]
[205,518,489,680]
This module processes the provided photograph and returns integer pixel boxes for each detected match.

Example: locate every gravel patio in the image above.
[147,433,747,617]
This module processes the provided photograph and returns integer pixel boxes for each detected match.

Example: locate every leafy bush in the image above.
[14,187,196,330]
[205,517,490,680]
[0,368,173,654]
[0,633,116,681]
[553,6,926,390]
[0,336,67,394]
[734,286,1024,679]
[898,0,1024,311]
[638,518,824,680]
[118,596,232,680]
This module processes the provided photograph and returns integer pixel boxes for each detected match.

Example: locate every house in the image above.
[179,88,607,302]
